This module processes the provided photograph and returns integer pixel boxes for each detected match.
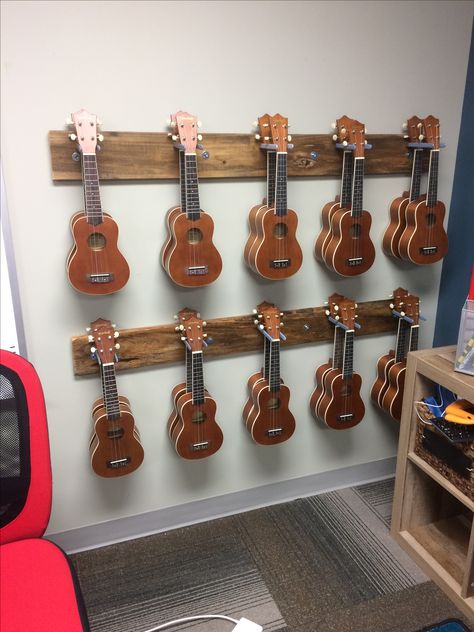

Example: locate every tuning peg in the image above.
[197,120,202,128]
[331,122,337,130]
[325,309,330,316]
[354,314,359,319]
[197,134,203,141]
[172,134,178,141]
[173,314,179,320]
[332,134,338,141]
[180,336,186,341]
[114,331,119,338]
[97,134,104,142]
[335,315,340,320]
[364,127,368,134]
[264,136,270,141]
[252,308,258,314]
[90,346,97,353]
[179,324,184,331]
[175,326,180,332]
[417,122,423,128]
[258,324,264,330]
[355,303,358,308]
[66,116,73,125]
[203,333,208,338]
[334,305,339,311]
[258,314,263,319]
[88,335,94,343]
[389,303,395,309]
[342,140,348,146]
[254,319,259,325]
[115,343,120,350]
[86,327,91,332]
[280,322,284,327]
[402,122,408,131]
[341,127,346,134]
[280,312,284,316]
[255,134,261,140]
[68,133,77,141]
[403,134,409,139]
[418,134,424,141]
[287,135,292,142]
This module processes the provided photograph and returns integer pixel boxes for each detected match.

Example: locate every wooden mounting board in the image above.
[72,299,397,376]
[50,131,424,181]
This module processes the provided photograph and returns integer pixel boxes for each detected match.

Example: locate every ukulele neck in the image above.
[82,154,103,225]
[269,340,281,391]
[191,351,205,405]
[185,345,192,392]
[408,324,420,353]
[263,335,271,380]
[409,149,424,202]
[332,326,345,369]
[426,150,440,208]
[340,151,354,208]
[342,330,355,379]
[266,151,277,207]
[394,318,410,363]
[351,157,365,218]
[183,153,201,220]
[100,363,120,420]
[274,152,288,217]
[179,150,187,213]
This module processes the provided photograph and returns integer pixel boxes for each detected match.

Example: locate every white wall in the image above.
[1,0,473,535]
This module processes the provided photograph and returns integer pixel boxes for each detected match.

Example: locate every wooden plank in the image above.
[462,523,474,598]
[50,131,422,181]
[71,299,397,376]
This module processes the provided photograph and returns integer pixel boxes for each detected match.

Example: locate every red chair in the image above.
[0,350,90,632]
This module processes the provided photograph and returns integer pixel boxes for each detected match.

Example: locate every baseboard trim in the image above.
[47,457,396,554]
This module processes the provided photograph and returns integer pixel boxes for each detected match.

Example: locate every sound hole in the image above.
[273,223,288,239]
[187,228,203,244]
[192,410,207,424]
[267,397,281,411]
[350,223,361,238]
[87,232,106,250]
[426,213,436,226]
[341,385,353,397]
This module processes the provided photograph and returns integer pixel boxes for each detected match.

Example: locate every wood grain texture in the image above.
[50,131,422,181]
[71,299,397,376]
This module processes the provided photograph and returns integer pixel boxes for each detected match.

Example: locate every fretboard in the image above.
[340,151,354,208]
[191,352,205,405]
[267,152,277,207]
[394,318,410,363]
[184,154,201,220]
[274,153,288,217]
[100,364,120,420]
[185,345,192,392]
[263,335,270,380]
[409,149,424,203]
[179,150,186,212]
[269,340,281,391]
[342,330,355,379]
[332,326,345,369]
[426,150,439,208]
[82,154,103,225]
[351,158,364,218]
[408,325,419,353]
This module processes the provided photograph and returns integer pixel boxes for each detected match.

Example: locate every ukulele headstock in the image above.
[422,115,440,149]
[406,116,425,143]
[87,318,120,365]
[403,294,420,325]
[338,297,357,331]
[169,111,202,153]
[268,114,290,152]
[390,287,409,313]
[254,301,283,341]
[325,293,346,321]
[180,314,207,352]
[68,109,102,154]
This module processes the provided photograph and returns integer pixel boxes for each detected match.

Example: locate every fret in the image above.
[274,153,287,217]
[332,326,345,369]
[409,325,419,353]
[342,330,354,379]
[409,149,424,202]
[340,151,354,208]
[82,155,103,225]
[351,158,364,218]
[267,152,277,207]
[426,150,439,208]
[100,364,120,420]
[179,150,186,212]
[191,352,205,405]
[269,340,281,391]
[184,154,201,220]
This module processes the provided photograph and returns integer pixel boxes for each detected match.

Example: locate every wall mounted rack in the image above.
[72,299,397,376]
[49,131,425,181]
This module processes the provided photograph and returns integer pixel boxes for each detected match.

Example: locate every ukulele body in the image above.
[244,203,267,265]
[242,370,264,426]
[165,211,222,287]
[173,393,223,459]
[398,198,448,264]
[370,351,395,406]
[318,370,365,430]
[167,383,211,438]
[314,197,341,262]
[161,205,181,268]
[309,359,332,419]
[323,208,375,276]
[380,360,407,421]
[247,382,295,445]
[67,212,130,294]
[382,193,409,258]
[90,402,144,477]
[250,207,303,280]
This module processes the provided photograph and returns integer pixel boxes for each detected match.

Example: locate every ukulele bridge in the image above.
[87,273,114,284]
[107,457,131,469]
[270,259,290,269]
[266,428,283,437]
[346,257,362,267]
[191,441,210,452]
[186,265,208,276]
[337,413,354,422]
[420,246,438,256]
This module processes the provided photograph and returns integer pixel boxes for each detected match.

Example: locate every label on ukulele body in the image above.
[346,258,363,267]
[266,428,283,437]
[270,259,291,269]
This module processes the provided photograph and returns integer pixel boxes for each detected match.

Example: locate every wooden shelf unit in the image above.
[391,346,474,621]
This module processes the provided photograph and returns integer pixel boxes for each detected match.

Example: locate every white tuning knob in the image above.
[202,321,207,327]
[197,134,203,141]
[172,134,178,141]
[254,319,259,325]
[325,309,330,316]
[173,314,178,320]
[88,335,94,343]
[196,312,201,318]
[68,133,77,141]
[402,123,408,131]
[418,134,424,141]
[389,302,395,309]
[114,331,119,338]
[264,136,270,141]
[66,116,73,125]
[179,324,184,331]
[175,326,180,332]
[364,127,368,134]
[403,134,409,139]
[255,133,261,140]
[90,346,97,353]
[417,122,423,128]
[112,323,116,329]
[332,134,338,141]
[115,343,120,350]
[252,308,257,314]
[97,134,104,142]
[341,127,346,134]
[280,312,284,316]
[335,315,340,321]
[258,324,264,330]
[355,303,358,308]
[364,140,368,145]
[331,122,337,130]
[342,140,348,146]
[287,135,292,141]
[334,305,339,311]
[86,327,91,332]
[197,120,202,128]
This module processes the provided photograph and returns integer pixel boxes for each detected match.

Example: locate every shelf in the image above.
[408,452,474,512]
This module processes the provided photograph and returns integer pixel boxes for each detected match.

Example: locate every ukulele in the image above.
[323,116,375,276]
[382,117,425,258]
[171,314,223,459]
[398,116,448,264]
[66,109,130,294]
[247,114,303,280]
[87,319,144,477]
[370,288,410,407]
[314,128,354,262]
[245,303,295,445]
[316,297,365,430]
[244,115,277,265]
[162,111,222,287]
[309,293,345,420]
[380,294,420,421]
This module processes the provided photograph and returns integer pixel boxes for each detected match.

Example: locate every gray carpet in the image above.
[71,479,470,631]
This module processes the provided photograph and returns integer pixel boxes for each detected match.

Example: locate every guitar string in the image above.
[82,154,100,282]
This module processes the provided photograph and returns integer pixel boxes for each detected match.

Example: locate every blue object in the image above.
[423,383,457,417]
[419,619,471,632]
